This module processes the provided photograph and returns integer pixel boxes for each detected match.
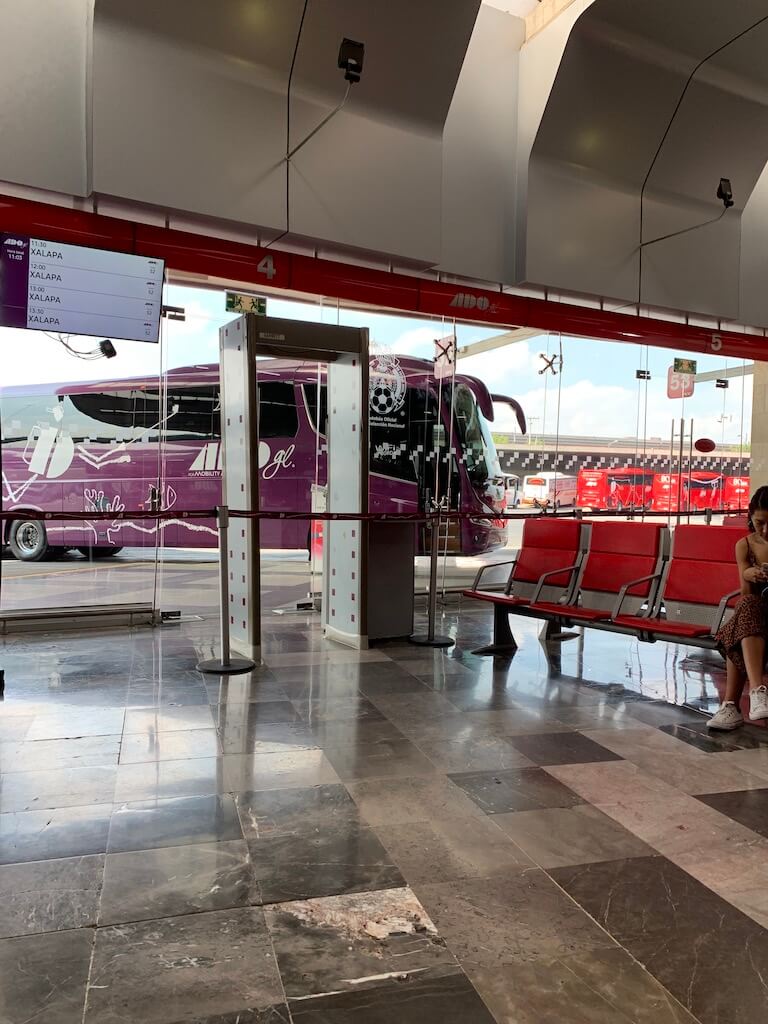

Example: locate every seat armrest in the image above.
[531,563,581,604]
[469,558,517,593]
[610,572,663,620]
[712,589,742,634]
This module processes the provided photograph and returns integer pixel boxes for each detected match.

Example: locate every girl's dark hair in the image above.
[748,486,768,531]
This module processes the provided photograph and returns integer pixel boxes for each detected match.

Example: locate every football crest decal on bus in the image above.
[369,355,407,416]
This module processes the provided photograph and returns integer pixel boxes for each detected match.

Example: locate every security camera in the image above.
[717,177,734,209]
[338,38,365,83]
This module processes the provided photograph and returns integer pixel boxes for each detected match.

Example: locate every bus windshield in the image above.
[453,384,501,489]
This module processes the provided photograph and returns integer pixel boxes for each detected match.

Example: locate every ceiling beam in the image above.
[457,327,541,359]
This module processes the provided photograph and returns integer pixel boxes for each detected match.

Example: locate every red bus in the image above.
[723,476,750,511]
[577,467,654,511]
[651,472,725,513]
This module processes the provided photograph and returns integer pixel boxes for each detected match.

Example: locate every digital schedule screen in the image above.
[0,235,164,343]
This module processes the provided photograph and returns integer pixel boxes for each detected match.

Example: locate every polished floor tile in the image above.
[0,803,112,865]
[0,855,104,938]
[466,947,698,1024]
[696,787,768,838]
[119,727,221,764]
[493,805,654,868]
[114,756,230,802]
[86,908,284,1023]
[448,766,585,814]
[220,749,341,793]
[25,708,126,741]
[322,736,437,781]
[236,783,360,838]
[551,855,768,1023]
[506,730,624,766]
[248,822,404,903]
[0,926,94,1023]
[0,734,121,772]
[0,715,33,741]
[415,868,616,969]
[264,886,455,999]
[374,815,534,884]
[289,966,496,1023]
[100,840,258,925]
[0,763,117,812]
[123,705,216,734]
[347,775,489,826]
[108,793,242,854]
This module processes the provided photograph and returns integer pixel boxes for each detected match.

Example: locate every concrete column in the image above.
[750,360,768,485]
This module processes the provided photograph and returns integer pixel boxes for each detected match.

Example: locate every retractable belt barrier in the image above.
[0,507,749,523]
[0,503,749,677]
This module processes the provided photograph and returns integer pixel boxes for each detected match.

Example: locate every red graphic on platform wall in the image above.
[667,366,695,399]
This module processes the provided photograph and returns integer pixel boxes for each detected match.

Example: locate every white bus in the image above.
[521,472,578,509]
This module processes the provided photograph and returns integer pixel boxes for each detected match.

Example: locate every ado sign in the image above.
[667,365,695,399]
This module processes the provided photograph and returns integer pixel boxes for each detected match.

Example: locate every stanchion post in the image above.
[197,506,256,674]
[409,508,455,649]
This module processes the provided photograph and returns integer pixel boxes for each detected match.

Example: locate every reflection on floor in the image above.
[1,605,767,1023]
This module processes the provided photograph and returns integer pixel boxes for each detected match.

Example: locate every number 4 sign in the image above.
[667,365,695,399]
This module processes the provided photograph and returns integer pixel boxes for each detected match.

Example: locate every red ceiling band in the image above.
[2,193,765,360]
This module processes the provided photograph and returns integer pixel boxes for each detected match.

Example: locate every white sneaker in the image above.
[749,686,768,722]
[708,702,744,731]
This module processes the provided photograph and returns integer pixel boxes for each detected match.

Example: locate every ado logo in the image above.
[369,355,407,416]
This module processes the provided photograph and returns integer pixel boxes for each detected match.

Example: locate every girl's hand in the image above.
[744,566,768,584]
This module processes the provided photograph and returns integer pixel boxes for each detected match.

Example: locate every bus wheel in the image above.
[8,520,50,562]
[77,546,123,559]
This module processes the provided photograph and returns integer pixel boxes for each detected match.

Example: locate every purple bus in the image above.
[0,355,524,561]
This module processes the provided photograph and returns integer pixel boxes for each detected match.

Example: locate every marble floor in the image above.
[1,601,767,1023]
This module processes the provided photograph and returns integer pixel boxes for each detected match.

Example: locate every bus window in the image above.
[257,382,299,438]
[303,382,328,435]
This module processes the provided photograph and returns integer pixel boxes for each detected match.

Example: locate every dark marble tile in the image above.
[206,674,288,704]
[264,886,455,999]
[466,948,698,1024]
[696,788,768,838]
[85,908,284,1023]
[0,734,121,772]
[506,731,624,766]
[108,794,243,853]
[289,966,496,1023]
[0,804,111,865]
[0,763,117,812]
[322,736,437,781]
[0,854,104,938]
[415,869,616,968]
[0,926,93,1023]
[126,683,210,707]
[551,855,768,1023]
[119,728,221,763]
[248,822,405,902]
[236,784,360,838]
[100,840,258,924]
[374,816,533,884]
[173,1007,291,1023]
[493,805,654,868]
[448,767,585,814]
[123,705,215,734]
[357,673,432,698]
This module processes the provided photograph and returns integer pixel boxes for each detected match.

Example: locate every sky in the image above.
[0,282,753,448]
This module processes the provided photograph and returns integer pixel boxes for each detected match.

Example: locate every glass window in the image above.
[302,382,328,435]
[453,384,501,487]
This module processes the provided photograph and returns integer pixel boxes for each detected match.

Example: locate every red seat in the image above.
[623,524,745,640]
[612,614,710,638]
[527,521,666,625]
[528,601,611,621]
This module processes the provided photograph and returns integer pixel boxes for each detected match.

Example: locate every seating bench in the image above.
[464,520,745,655]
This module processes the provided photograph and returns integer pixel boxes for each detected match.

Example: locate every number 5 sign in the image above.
[667,365,695,399]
